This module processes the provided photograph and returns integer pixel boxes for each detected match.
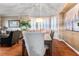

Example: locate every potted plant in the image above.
[20,20,31,31]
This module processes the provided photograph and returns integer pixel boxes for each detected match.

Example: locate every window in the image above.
[51,16,57,31]
[30,16,58,31]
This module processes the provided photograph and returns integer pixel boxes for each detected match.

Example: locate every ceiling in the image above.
[0,3,64,16]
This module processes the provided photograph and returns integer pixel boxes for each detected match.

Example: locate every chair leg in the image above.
[22,39,28,56]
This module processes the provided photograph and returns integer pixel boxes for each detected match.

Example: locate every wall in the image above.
[0,17,1,27]
[1,16,21,31]
[56,13,65,41]
[61,4,79,51]
[0,16,34,31]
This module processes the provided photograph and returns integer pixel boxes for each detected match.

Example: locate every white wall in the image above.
[2,16,21,31]
[63,4,79,51]
[0,17,1,27]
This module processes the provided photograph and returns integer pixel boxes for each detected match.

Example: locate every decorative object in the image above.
[20,20,31,30]
[36,18,43,30]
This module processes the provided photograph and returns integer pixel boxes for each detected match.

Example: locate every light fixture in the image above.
[36,18,43,23]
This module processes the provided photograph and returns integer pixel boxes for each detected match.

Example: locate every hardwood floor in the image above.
[0,40,22,56]
[52,39,79,56]
[0,39,78,56]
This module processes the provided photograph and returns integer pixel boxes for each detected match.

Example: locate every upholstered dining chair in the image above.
[50,30,54,40]
[0,31,22,46]
[1,31,13,46]
[12,30,22,44]
[22,32,46,56]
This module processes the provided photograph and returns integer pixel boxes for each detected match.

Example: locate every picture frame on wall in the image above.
[8,20,20,28]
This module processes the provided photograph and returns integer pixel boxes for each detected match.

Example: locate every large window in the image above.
[30,16,58,31]
[51,16,58,31]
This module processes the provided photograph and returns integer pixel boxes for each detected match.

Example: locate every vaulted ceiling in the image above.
[0,3,64,16]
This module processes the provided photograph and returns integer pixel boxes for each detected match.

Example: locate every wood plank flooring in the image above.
[0,39,78,56]
[52,39,79,56]
[0,40,22,56]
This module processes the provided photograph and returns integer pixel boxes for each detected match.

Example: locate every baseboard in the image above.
[61,40,79,55]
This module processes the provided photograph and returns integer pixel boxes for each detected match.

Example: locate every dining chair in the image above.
[0,31,1,34]
[1,31,13,46]
[0,30,23,47]
[50,30,54,40]
[12,30,22,44]
[22,32,46,56]
[50,30,55,55]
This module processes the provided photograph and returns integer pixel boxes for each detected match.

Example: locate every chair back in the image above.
[5,31,13,45]
[0,31,1,34]
[22,32,45,56]
[12,30,22,44]
[50,30,54,40]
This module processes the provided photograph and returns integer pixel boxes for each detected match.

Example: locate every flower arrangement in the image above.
[20,20,31,30]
